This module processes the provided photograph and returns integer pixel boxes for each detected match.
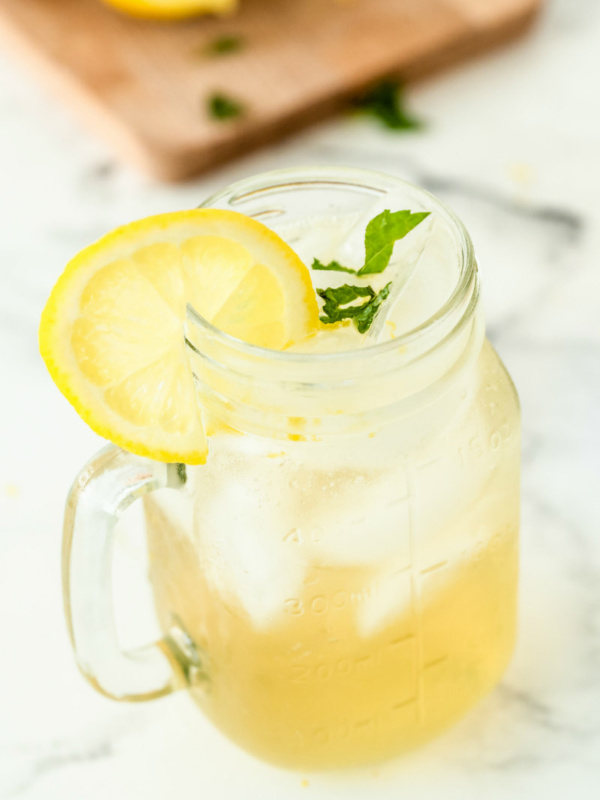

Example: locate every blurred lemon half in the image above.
[99,0,236,20]
[39,210,319,464]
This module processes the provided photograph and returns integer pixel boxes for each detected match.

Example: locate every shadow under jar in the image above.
[63,167,520,770]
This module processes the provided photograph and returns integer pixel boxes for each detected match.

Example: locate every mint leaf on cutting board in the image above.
[353,80,424,131]
[204,34,245,57]
[208,92,245,121]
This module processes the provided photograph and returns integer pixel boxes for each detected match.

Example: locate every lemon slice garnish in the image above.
[39,210,319,464]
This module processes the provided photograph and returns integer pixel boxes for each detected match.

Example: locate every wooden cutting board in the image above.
[0,0,542,180]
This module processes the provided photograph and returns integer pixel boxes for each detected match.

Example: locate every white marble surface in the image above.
[1,0,599,797]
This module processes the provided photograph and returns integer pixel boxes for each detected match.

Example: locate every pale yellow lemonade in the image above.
[143,209,520,769]
[41,173,520,770]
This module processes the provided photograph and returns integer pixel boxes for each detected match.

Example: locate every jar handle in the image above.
[62,445,192,701]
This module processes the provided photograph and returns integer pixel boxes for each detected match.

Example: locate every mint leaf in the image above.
[310,208,429,277]
[207,92,245,121]
[354,282,392,334]
[317,282,393,333]
[203,34,244,57]
[318,285,375,325]
[358,209,430,275]
[176,463,187,483]
[312,258,358,275]
[311,207,430,334]
[353,80,424,131]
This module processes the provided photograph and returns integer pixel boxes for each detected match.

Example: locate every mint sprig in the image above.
[203,34,245,57]
[313,208,429,334]
[318,282,392,333]
[354,282,392,334]
[353,80,424,131]
[313,209,429,276]
[208,92,245,121]
[361,209,429,275]
[318,285,375,323]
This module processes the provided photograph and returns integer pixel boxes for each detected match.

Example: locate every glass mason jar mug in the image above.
[63,168,520,770]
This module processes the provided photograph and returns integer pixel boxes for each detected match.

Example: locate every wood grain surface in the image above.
[0,0,543,180]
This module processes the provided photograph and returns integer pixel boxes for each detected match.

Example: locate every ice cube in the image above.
[378,214,460,339]
[364,214,432,344]
[356,564,413,637]
[295,465,413,568]
[196,454,306,629]
[275,214,359,275]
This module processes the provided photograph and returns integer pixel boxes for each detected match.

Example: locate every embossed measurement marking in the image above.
[423,655,448,671]
[406,454,449,725]
[283,452,453,724]
[420,560,449,576]
[392,696,417,712]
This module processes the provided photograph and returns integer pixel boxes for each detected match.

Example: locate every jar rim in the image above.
[188,165,478,365]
